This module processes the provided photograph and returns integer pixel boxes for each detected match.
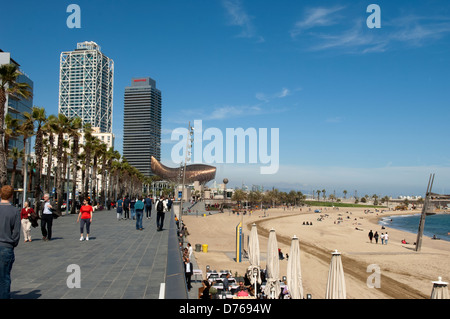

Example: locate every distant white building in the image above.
[58,41,114,133]
[33,127,114,197]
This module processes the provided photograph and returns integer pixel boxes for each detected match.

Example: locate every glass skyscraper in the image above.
[58,41,114,133]
[123,77,161,177]
[0,49,33,167]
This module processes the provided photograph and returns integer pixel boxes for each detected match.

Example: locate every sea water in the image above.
[379,213,450,242]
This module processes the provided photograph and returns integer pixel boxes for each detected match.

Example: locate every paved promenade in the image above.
[10,208,192,299]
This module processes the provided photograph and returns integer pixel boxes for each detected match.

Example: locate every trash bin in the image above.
[195,244,202,252]
[202,244,208,253]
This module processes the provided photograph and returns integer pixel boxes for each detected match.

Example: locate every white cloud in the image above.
[290,6,346,38]
[325,116,343,123]
[222,0,264,41]
[256,87,291,102]
[291,8,450,54]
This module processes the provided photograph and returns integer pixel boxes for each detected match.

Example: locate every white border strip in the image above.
[159,283,165,299]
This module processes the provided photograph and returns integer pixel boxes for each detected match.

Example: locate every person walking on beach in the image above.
[374,231,379,244]
[116,197,123,220]
[135,197,144,230]
[0,185,20,299]
[20,201,34,242]
[155,195,168,231]
[77,199,93,241]
[144,195,152,219]
[384,232,389,245]
[40,193,54,241]
[380,233,385,245]
[368,230,373,243]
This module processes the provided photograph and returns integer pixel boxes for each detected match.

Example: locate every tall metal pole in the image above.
[22,139,28,208]
[65,156,71,215]
[179,122,193,227]
[415,173,434,252]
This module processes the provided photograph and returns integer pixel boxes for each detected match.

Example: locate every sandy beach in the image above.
[182,206,450,299]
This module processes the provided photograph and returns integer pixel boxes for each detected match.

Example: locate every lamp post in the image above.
[223,178,228,213]
[179,121,194,227]
[22,139,29,208]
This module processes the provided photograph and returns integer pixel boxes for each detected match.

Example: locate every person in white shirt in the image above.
[384,232,389,245]
[184,257,193,291]
[41,193,54,241]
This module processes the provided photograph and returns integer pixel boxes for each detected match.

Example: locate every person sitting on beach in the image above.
[278,249,284,260]
[235,280,249,296]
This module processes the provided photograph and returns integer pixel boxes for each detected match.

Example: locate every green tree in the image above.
[8,147,23,188]
[31,106,47,210]
[0,64,32,185]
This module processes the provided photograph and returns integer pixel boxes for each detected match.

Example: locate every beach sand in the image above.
[182,206,450,299]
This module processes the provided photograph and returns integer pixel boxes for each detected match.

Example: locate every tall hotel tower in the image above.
[58,41,114,133]
[123,77,161,177]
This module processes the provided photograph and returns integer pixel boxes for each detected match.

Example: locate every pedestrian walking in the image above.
[20,201,34,242]
[381,233,385,245]
[130,197,136,220]
[184,257,193,291]
[144,195,152,219]
[368,230,373,243]
[116,197,123,220]
[187,242,193,259]
[155,195,168,231]
[77,199,93,241]
[40,193,54,241]
[0,185,20,299]
[123,195,130,220]
[135,197,144,230]
[374,231,379,244]
[384,232,389,245]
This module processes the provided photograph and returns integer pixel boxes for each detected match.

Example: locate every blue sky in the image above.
[1,0,450,196]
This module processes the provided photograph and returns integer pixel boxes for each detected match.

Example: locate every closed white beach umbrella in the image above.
[264,228,280,299]
[431,277,449,299]
[325,250,346,299]
[247,223,261,294]
[286,235,304,299]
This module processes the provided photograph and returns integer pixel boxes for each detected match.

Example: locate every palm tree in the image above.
[42,114,57,193]
[90,137,103,203]
[82,123,93,199]
[106,148,120,201]
[0,63,32,185]
[67,117,82,214]
[343,190,348,199]
[8,147,23,188]
[55,113,70,213]
[32,106,47,210]
[4,113,19,158]
[17,112,35,194]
